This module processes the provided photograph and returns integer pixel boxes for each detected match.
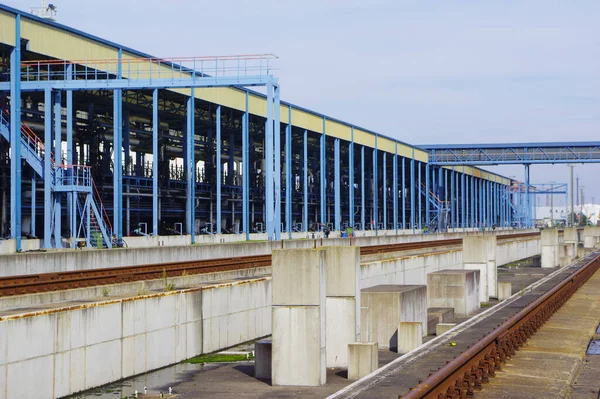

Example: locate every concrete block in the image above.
[254,339,272,380]
[85,340,122,389]
[463,235,497,299]
[348,342,379,380]
[498,282,512,301]
[427,269,480,316]
[321,246,361,368]
[272,248,326,306]
[272,306,326,386]
[85,302,122,346]
[428,307,455,323]
[321,246,360,297]
[436,323,456,336]
[397,322,422,354]
[541,229,560,268]
[360,285,427,350]
[427,314,440,335]
[564,227,578,243]
[326,297,357,367]
[7,314,54,363]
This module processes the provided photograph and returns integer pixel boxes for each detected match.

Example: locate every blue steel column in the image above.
[372,143,378,233]
[471,175,475,227]
[393,146,398,234]
[285,106,292,239]
[265,82,274,240]
[438,167,443,231]
[461,169,465,228]
[349,128,354,228]
[417,161,421,229]
[425,163,430,227]
[465,174,469,228]
[186,90,195,243]
[334,138,341,231]
[361,146,365,230]
[401,157,406,230]
[410,150,415,231]
[320,118,326,229]
[216,105,221,234]
[10,14,21,251]
[524,164,530,228]
[444,169,448,227]
[450,169,455,229]
[274,85,281,240]
[303,130,308,232]
[113,49,123,241]
[152,89,158,236]
[382,152,387,230]
[487,180,491,227]
[66,65,75,247]
[43,89,52,248]
[54,91,62,248]
[242,92,249,240]
[31,176,35,237]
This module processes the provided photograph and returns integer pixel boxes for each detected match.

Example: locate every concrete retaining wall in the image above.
[0,277,271,399]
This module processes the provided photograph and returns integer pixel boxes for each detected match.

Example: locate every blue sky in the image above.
[7,0,600,205]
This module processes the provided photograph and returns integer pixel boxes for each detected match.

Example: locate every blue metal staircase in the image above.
[420,182,449,232]
[0,110,112,248]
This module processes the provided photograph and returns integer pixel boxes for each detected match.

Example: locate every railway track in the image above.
[0,232,540,297]
[401,251,600,399]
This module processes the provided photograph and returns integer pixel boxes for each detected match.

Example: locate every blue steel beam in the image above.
[361,146,365,230]
[421,142,600,165]
[216,105,222,234]
[393,147,398,233]
[382,152,387,230]
[285,106,292,239]
[417,161,421,229]
[320,119,326,229]
[373,145,378,233]
[402,157,405,230]
[303,130,308,232]
[54,90,62,248]
[0,77,275,92]
[425,164,430,226]
[334,138,341,231]
[242,92,249,240]
[265,82,274,240]
[152,89,158,235]
[274,85,281,240]
[186,90,195,242]
[349,128,354,228]
[410,151,415,231]
[10,14,21,251]
[43,88,51,248]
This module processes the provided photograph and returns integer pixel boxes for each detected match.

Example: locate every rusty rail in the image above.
[401,252,600,399]
[0,232,541,297]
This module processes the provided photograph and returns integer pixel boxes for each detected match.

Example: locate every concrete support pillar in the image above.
[254,339,272,380]
[563,227,578,261]
[583,227,595,249]
[321,246,360,368]
[272,248,326,386]
[462,235,497,300]
[360,285,427,351]
[436,323,456,336]
[541,229,560,268]
[427,270,480,316]
[348,342,378,380]
[498,282,512,301]
[397,322,422,354]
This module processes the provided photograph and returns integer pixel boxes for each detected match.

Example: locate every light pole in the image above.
[568,165,575,227]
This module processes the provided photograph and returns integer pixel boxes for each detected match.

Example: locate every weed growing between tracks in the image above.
[162,268,176,291]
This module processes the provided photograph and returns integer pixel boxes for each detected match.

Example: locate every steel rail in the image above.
[401,251,600,399]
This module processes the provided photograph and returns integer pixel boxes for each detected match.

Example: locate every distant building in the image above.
[535,204,600,227]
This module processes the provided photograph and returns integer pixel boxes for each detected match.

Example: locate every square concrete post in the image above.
[254,340,272,380]
[397,322,422,353]
[360,285,427,351]
[436,323,456,336]
[541,229,560,268]
[498,282,512,301]
[462,235,497,300]
[427,269,480,315]
[563,227,578,261]
[348,342,379,380]
[583,227,596,249]
[320,246,360,368]
[272,248,326,386]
